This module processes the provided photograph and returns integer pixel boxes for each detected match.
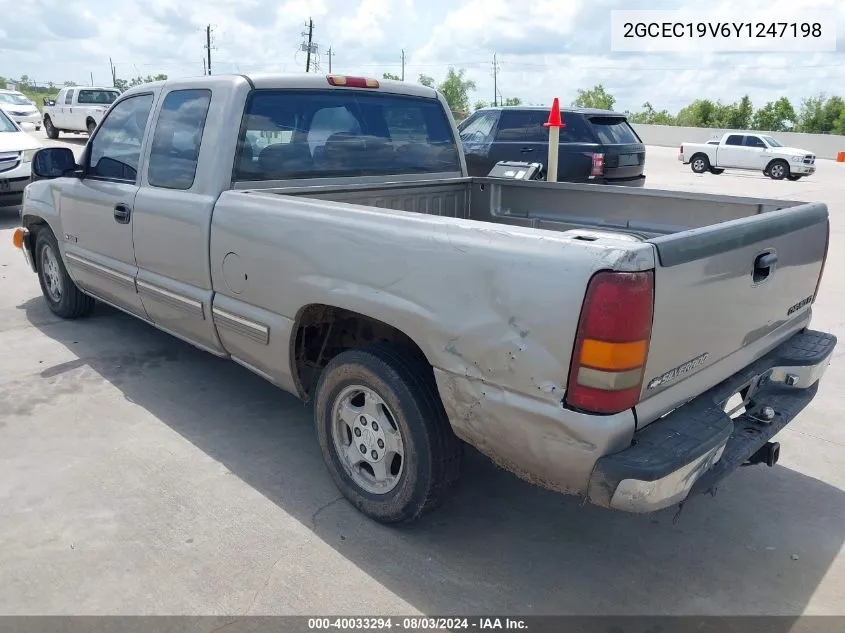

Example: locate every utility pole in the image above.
[109,57,116,87]
[401,49,405,81]
[203,57,207,75]
[205,25,213,75]
[327,47,333,73]
[305,19,314,72]
[492,53,499,107]
[90,71,94,86]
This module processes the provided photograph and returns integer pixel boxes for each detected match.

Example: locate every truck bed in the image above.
[240,176,803,240]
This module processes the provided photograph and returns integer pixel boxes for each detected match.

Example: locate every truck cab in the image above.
[42,86,121,139]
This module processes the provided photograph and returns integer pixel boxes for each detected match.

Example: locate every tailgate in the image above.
[637,203,829,425]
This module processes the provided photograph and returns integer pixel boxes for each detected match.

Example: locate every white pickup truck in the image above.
[42,86,121,139]
[679,132,816,181]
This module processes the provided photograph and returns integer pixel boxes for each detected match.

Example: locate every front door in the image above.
[716,134,746,168]
[487,109,548,172]
[60,92,156,318]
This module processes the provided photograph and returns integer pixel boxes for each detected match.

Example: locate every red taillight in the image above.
[327,75,379,88]
[565,270,654,414]
[590,153,604,177]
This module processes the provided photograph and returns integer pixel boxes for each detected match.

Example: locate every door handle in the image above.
[753,251,777,282]
[520,147,534,153]
[114,203,131,224]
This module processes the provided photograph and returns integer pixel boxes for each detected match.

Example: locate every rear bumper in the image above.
[587,329,836,513]
[598,174,646,187]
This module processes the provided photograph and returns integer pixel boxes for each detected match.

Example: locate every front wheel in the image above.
[314,343,463,524]
[43,116,59,140]
[768,160,789,180]
[35,229,95,319]
[690,154,710,174]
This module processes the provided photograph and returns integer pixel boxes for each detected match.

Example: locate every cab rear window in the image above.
[234,90,461,181]
[589,117,641,145]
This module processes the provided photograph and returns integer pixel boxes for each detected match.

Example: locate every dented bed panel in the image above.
[210,188,656,407]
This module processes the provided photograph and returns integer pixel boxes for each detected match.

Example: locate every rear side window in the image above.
[558,115,596,143]
[495,110,548,142]
[234,89,461,181]
[148,89,212,190]
[78,89,120,105]
[725,134,744,146]
[589,117,640,144]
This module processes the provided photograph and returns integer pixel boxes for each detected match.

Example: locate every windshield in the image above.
[77,89,120,105]
[0,108,19,132]
[760,135,784,147]
[0,93,33,106]
[234,89,461,181]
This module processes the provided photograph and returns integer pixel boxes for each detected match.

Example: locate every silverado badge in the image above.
[647,353,710,391]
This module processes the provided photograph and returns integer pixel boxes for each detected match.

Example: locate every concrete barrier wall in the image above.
[631,124,845,160]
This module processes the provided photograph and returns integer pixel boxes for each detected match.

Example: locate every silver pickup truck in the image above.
[14,73,836,524]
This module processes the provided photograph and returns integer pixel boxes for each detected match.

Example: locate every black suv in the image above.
[457,106,646,186]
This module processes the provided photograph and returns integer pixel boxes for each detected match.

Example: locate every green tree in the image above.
[796,94,845,133]
[503,96,522,106]
[675,99,720,127]
[114,73,168,92]
[752,97,796,131]
[382,72,401,80]
[473,100,488,110]
[572,84,615,110]
[628,101,675,125]
[437,67,476,115]
[418,74,435,88]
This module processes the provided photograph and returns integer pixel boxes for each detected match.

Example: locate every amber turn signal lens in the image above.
[12,228,25,249]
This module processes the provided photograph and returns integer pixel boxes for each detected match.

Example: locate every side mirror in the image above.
[43,98,55,107]
[32,147,79,180]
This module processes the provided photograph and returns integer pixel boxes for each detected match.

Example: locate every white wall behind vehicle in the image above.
[634,124,845,160]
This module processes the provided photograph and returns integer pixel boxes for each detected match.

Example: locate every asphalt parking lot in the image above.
[1,133,844,616]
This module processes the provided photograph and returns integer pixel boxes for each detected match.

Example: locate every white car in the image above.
[0,89,42,131]
[679,132,816,180]
[0,108,42,207]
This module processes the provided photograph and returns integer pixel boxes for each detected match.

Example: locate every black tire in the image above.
[690,154,710,174]
[767,159,789,180]
[710,168,725,175]
[35,229,95,319]
[314,343,463,524]
[86,119,96,136]
[43,116,59,140]
[787,174,802,181]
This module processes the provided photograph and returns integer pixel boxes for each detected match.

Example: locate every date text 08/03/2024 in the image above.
[308,617,528,630]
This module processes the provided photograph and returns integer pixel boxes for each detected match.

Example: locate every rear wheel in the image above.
[768,159,789,180]
[35,229,95,319]
[86,119,96,136]
[43,116,59,139]
[314,343,463,524]
[690,154,710,174]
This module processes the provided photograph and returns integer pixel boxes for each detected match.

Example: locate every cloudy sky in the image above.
[1,0,843,113]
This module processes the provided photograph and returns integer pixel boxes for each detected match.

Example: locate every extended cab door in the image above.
[59,89,76,129]
[59,92,155,318]
[131,87,225,354]
[716,134,747,168]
